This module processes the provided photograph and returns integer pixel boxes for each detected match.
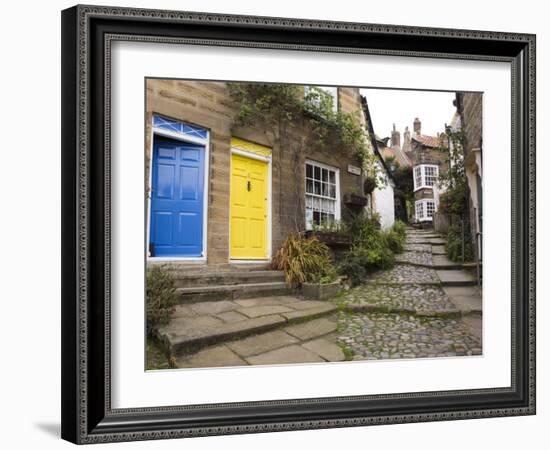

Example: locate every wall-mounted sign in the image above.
[347,164,362,176]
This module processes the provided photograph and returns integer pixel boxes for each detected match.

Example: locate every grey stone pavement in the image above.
[168,228,482,369]
[335,228,482,361]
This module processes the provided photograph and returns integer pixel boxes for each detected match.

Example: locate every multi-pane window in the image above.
[424,165,438,186]
[305,161,340,229]
[413,164,439,190]
[415,199,436,222]
[414,166,422,190]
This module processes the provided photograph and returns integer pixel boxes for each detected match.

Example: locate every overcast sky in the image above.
[360,88,456,140]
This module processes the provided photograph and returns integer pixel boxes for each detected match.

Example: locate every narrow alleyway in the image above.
[157,228,482,369]
[336,227,482,360]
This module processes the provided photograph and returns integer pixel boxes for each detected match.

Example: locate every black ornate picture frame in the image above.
[61,4,536,444]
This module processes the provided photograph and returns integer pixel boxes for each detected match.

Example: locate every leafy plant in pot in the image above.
[302,266,341,300]
[363,176,377,195]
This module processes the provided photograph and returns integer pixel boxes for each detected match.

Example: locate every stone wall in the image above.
[146,80,365,264]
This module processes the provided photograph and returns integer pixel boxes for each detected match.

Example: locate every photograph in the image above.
[144,80,483,370]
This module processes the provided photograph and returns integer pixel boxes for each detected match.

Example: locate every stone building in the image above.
[454,92,483,261]
[145,80,393,265]
[407,118,448,224]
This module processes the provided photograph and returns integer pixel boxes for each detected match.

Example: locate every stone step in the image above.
[406,238,446,245]
[436,270,477,286]
[157,298,337,356]
[176,281,291,303]
[431,245,447,255]
[431,255,465,270]
[171,270,285,288]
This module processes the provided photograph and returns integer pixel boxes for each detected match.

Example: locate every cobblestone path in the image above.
[337,311,482,359]
[335,228,482,361]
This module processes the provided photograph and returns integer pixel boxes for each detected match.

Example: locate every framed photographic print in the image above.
[61,4,536,444]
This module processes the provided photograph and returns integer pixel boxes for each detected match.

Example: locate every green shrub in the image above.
[446,224,474,262]
[337,245,395,286]
[312,266,339,284]
[271,233,334,286]
[392,219,407,239]
[383,229,405,254]
[146,266,179,336]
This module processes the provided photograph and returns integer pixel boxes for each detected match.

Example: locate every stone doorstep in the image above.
[171,270,285,288]
[177,281,292,304]
[160,303,338,356]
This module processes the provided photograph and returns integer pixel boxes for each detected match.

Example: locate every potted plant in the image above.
[302,268,341,300]
[363,176,377,194]
[304,221,352,247]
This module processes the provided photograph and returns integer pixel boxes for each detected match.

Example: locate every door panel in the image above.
[150,137,205,257]
[230,153,268,259]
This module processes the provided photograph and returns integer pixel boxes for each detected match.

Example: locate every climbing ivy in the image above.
[436,129,469,216]
[227,83,377,174]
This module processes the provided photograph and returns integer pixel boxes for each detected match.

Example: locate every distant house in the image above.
[407,118,448,224]
[145,81,395,264]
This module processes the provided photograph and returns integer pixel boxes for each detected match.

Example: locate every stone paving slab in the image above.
[443,286,482,312]
[281,304,337,321]
[461,314,482,341]
[161,314,287,354]
[404,243,432,252]
[227,330,299,357]
[190,300,240,315]
[175,345,247,368]
[432,255,463,269]
[171,305,198,319]
[237,304,295,318]
[437,270,476,286]
[233,296,298,307]
[245,345,325,365]
[159,296,338,357]
[302,338,345,362]
[284,317,337,340]
[215,310,249,323]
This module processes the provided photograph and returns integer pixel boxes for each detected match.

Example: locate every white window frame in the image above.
[415,199,436,222]
[305,160,341,230]
[413,164,439,191]
[304,86,338,113]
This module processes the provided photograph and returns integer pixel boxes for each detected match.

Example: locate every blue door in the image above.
[150,137,205,257]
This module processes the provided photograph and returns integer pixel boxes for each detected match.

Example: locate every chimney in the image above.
[391,123,401,147]
[402,126,412,153]
[413,117,421,135]
[403,126,411,144]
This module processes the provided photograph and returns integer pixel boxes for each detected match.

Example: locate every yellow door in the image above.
[230,153,268,259]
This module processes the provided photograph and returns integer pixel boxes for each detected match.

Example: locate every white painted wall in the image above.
[373,167,395,230]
